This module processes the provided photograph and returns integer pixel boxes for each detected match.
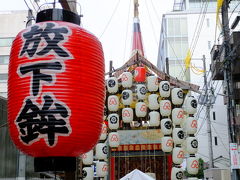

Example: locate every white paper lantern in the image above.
[161,118,172,135]
[172,128,185,144]
[149,111,160,127]
[172,108,184,126]
[96,161,108,177]
[136,84,147,100]
[106,77,118,94]
[184,96,198,114]
[121,72,133,88]
[147,75,158,92]
[100,123,108,141]
[96,143,107,160]
[122,107,134,123]
[82,167,94,180]
[108,113,119,130]
[171,167,184,180]
[159,81,170,98]
[161,137,173,152]
[186,137,198,154]
[172,147,184,165]
[135,102,147,117]
[171,88,184,105]
[82,150,93,165]
[148,94,159,110]
[160,100,172,117]
[187,157,199,175]
[121,89,133,106]
[109,132,120,147]
[185,117,198,135]
[107,95,119,112]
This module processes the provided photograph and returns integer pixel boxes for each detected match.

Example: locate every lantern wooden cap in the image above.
[36,8,81,25]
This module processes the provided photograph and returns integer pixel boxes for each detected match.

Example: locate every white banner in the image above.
[230,143,240,169]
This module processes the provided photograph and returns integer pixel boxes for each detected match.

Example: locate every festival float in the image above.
[81,1,200,180]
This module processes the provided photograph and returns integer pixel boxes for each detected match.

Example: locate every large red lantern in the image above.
[8,9,105,158]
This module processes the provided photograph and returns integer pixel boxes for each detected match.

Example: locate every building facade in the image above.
[157,0,240,167]
[0,10,28,98]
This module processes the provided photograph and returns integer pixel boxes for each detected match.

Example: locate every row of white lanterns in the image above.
[171,96,199,180]
[106,72,200,180]
[81,148,108,179]
[81,121,112,179]
[81,75,123,179]
[170,87,185,180]
[186,96,199,178]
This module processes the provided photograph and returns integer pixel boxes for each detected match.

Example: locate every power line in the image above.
[229,1,240,22]
[166,38,185,73]
[123,0,131,62]
[196,113,207,135]
[99,0,121,39]
[179,0,209,79]
[144,0,158,47]
[197,152,229,166]
[196,77,223,136]
[150,0,161,23]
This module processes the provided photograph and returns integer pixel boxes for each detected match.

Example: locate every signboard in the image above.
[118,129,163,145]
[111,143,161,152]
[230,143,240,169]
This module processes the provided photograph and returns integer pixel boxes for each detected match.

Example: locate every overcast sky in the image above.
[1,0,174,71]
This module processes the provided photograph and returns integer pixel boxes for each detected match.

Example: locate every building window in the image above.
[208,41,211,50]
[213,111,216,120]
[0,38,14,47]
[0,74,8,82]
[0,56,9,64]
[214,136,218,146]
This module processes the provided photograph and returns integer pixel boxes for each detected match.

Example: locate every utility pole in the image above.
[221,0,238,179]
[203,55,214,169]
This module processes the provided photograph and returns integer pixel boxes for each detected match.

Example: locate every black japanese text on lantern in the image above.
[16,22,73,147]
